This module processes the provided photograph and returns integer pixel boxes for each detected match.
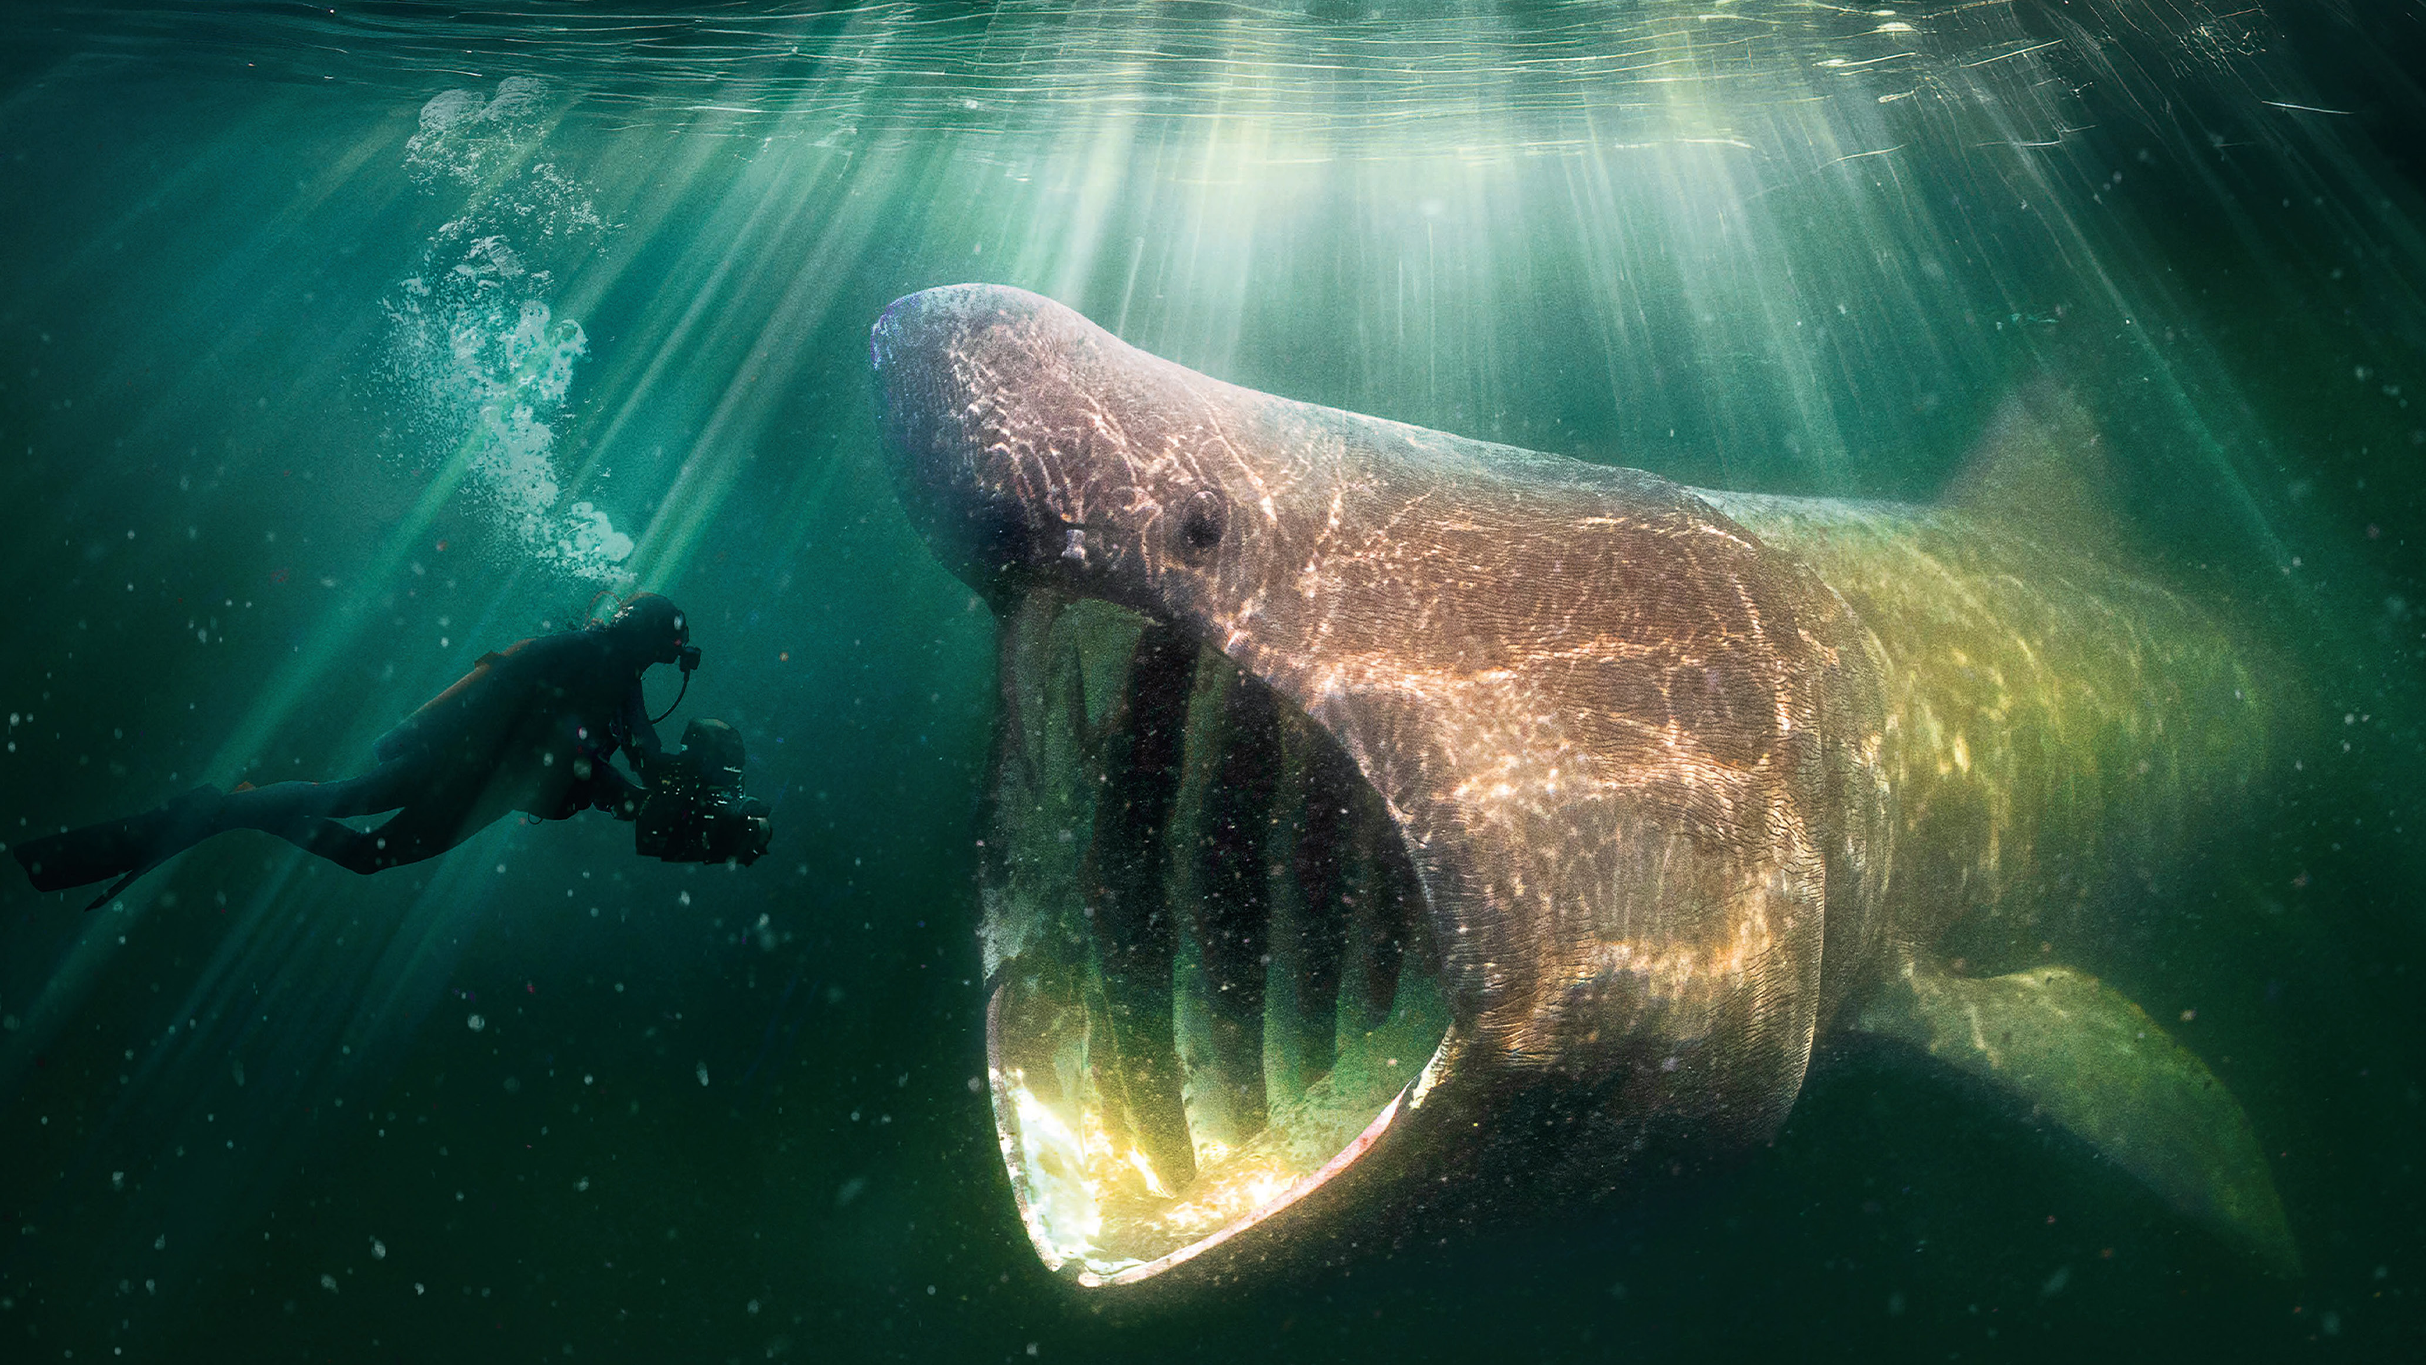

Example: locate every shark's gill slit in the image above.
[1081,619,1197,1192]
[1178,652,1280,1143]
[984,595,1447,1284]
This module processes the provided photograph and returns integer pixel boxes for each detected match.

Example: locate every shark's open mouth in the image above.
[979,591,1448,1286]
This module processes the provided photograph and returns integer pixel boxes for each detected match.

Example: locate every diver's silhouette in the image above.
[13,593,699,908]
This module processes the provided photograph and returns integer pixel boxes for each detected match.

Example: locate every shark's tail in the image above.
[12,786,226,909]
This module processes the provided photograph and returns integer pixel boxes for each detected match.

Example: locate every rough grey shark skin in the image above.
[871,283,2296,1287]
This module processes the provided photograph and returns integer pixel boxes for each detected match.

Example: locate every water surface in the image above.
[1,2,2421,1360]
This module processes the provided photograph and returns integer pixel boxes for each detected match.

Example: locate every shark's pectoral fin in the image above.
[1854,959,2299,1276]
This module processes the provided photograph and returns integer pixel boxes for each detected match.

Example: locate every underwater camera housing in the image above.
[634,719,773,865]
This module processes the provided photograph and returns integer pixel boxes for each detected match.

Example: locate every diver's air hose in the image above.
[649,670,691,726]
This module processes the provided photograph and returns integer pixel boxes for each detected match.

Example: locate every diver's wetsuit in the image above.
[224,629,665,874]
[14,602,686,907]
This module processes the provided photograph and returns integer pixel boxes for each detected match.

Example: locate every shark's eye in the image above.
[1174,489,1227,566]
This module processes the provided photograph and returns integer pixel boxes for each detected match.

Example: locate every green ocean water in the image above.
[0,1,2420,1359]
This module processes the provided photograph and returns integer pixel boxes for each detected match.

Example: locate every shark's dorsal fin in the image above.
[1943,382,2128,554]
[1854,958,2300,1276]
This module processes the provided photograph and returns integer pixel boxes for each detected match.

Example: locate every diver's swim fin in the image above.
[1854,956,2300,1276]
[11,786,226,906]
[85,865,153,911]
[16,816,156,892]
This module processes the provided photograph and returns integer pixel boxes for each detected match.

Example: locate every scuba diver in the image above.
[13,591,767,909]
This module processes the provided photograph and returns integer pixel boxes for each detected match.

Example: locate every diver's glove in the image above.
[575,756,648,821]
[628,743,667,781]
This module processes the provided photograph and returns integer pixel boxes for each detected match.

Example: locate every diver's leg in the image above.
[194,761,438,865]
[12,767,413,905]
[13,786,226,896]
[297,786,514,875]
[13,764,477,904]
[212,763,421,831]
[216,760,511,875]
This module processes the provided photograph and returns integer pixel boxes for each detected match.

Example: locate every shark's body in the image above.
[872,284,2295,1288]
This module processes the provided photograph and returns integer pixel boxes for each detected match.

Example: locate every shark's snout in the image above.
[873,284,1260,623]
[872,286,1058,602]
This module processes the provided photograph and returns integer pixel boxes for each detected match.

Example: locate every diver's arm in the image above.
[588,758,647,821]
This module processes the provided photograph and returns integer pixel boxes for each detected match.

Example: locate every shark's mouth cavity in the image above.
[980,592,1448,1287]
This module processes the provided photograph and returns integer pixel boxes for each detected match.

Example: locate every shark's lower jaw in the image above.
[978,591,1449,1288]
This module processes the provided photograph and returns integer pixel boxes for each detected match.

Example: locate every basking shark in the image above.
[871,283,2298,1288]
